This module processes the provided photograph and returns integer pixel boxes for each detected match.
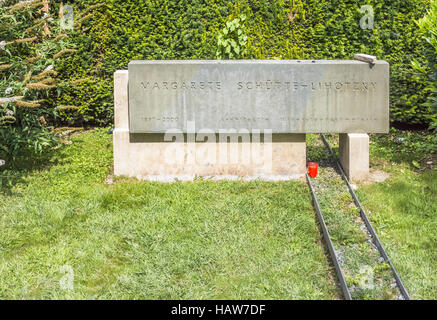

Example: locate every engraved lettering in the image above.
[141,81,149,89]
[353,82,360,91]
[285,82,291,90]
[275,81,281,89]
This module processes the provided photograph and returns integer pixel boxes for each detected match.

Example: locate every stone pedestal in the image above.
[339,133,369,182]
[113,70,306,181]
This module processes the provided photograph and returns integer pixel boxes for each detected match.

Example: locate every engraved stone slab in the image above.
[128,60,389,133]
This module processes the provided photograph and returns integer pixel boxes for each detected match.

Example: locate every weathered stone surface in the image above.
[114,70,128,129]
[114,70,306,180]
[128,60,389,134]
[113,130,306,180]
[339,133,370,182]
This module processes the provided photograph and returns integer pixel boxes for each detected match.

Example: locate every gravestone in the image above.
[114,60,389,182]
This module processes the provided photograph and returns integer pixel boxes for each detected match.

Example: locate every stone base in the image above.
[113,70,306,181]
[339,133,369,182]
[113,129,306,181]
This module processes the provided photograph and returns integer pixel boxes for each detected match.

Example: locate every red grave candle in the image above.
[308,162,318,178]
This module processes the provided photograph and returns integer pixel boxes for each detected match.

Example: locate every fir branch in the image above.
[0,64,12,71]
[74,13,94,27]
[25,15,52,33]
[76,3,104,19]
[7,0,42,13]
[53,49,77,59]
[32,69,58,80]
[26,82,56,90]
[6,0,33,12]
[39,115,47,126]
[53,34,68,42]
[7,36,38,45]
[15,100,41,107]
[23,71,33,82]
[40,77,55,84]
[56,105,79,111]
[70,78,88,85]
[26,55,41,63]
[31,0,48,10]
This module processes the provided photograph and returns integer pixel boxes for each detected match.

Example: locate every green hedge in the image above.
[57,0,431,126]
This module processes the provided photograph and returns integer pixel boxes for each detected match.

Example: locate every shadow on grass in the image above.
[0,143,68,195]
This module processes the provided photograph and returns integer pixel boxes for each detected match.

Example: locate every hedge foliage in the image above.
[57,0,431,126]
[412,0,437,130]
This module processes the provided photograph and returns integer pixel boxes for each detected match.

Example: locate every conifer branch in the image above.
[23,71,33,82]
[32,69,58,80]
[53,34,68,42]
[7,36,38,45]
[56,105,80,111]
[0,64,12,71]
[26,82,56,90]
[26,55,41,63]
[70,78,88,85]
[53,49,77,59]
[15,100,41,107]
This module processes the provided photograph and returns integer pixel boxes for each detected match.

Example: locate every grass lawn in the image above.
[356,134,437,300]
[1,129,435,299]
[358,167,437,300]
[0,129,338,299]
